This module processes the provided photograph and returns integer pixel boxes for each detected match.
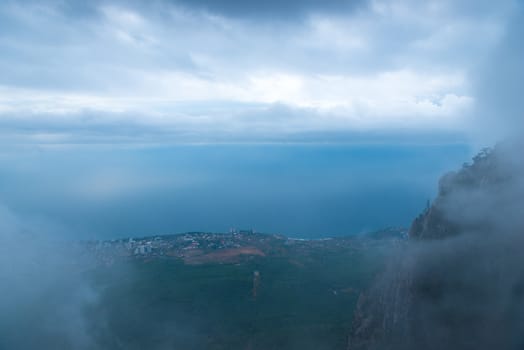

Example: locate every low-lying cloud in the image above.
[350,143,524,349]
[0,205,99,349]
[472,1,524,142]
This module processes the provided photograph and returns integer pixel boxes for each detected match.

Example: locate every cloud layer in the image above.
[0,0,517,144]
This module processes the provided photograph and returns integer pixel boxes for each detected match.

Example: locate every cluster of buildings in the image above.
[83,229,275,263]
[81,227,407,265]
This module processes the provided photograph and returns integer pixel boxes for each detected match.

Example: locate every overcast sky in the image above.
[0,0,523,238]
[0,0,520,145]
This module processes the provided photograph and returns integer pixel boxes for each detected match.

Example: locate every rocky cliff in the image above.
[409,147,515,239]
[348,144,524,350]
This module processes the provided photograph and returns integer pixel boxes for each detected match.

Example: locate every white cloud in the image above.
[0,0,516,143]
[0,67,471,130]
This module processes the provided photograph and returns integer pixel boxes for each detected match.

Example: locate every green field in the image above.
[86,240,393,350]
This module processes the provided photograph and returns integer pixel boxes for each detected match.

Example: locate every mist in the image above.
[348,2,524,347]
[0,143,469,239]
[0,205,100,349]
[349,142,524,349]
[2,0,524,349]
[349,6,524,345]
[0,204,208,349]
[471,0,524,142]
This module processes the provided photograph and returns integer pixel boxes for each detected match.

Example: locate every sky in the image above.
[0,0,522,238]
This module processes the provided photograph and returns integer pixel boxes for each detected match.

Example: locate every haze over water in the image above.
[1,0,520,240]
[0,143,470,239]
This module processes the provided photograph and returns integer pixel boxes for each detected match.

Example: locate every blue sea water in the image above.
[0,143,471,239]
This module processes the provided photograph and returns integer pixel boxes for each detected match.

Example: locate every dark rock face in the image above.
[409,147,516,240]
[348,253,414,350]
[348,145,524,350]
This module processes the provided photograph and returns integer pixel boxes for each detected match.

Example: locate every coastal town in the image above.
[81,228,407,266]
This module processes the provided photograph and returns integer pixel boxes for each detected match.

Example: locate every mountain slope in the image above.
[348,144,524,350]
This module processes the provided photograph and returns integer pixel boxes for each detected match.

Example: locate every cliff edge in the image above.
[348,144,524,350]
